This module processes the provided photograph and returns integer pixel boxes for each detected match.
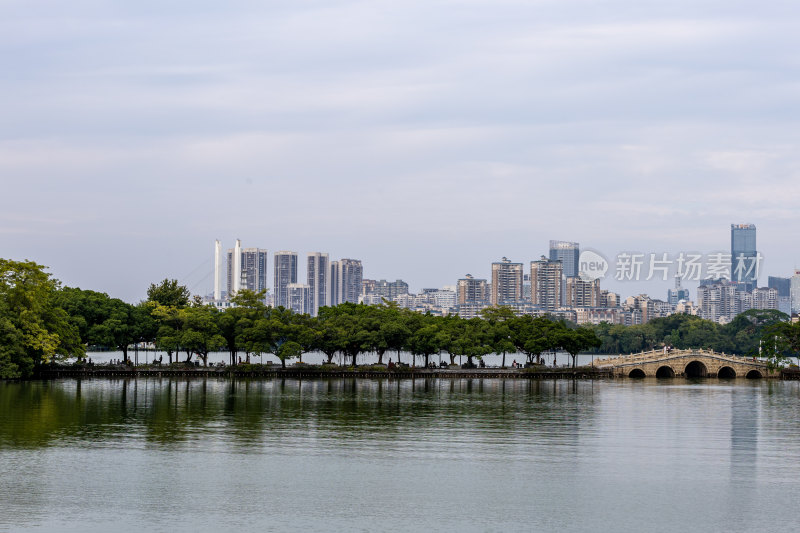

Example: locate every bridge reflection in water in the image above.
[594,349,771,379]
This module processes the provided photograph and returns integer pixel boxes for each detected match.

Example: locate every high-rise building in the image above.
[792,270,800,313]
[371,280,409,300]
[225,241,267,299]
[361,279,377,296]
[213,240,222,301]
[307,252,329,316]
[731,224,758,291]
[668,276,690,305]
[491,257,523,306]
[430,290,457,309]
[531,256,563,311]
[274,251,298,308]
[226,239,243,297]
[768,276,791,297]
[549,241,580,278]
[330,258,363,305]
[599,290,620,308]
[457,274,488,305]
[768,276,791,315]
[241,248,268,293]
[286,283,312,315]
[751,287,778,310]
[565,277,600,308]
[697,280,737,323]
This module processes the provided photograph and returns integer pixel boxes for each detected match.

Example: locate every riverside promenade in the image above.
[34,363,610,380]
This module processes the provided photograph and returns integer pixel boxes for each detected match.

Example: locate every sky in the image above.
[2,0,799,302]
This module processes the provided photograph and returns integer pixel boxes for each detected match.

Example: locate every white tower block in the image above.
[233,239,242,295]
[214,240,222,301]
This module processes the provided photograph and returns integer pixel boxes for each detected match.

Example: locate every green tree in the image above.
[0,259,83,377]
[314,307,345,364]
[146,279,192,364]
[510,316,558,365]
[87,298,141,363]
[146,279,191,308]
[179,305,225,366]
[556,323,601,368]
[408,314,442,368]
[481,307,516,368]
[222,289,268,364]
[151,304,183,364]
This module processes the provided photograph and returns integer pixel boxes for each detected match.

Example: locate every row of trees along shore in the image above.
[2,259,800,379]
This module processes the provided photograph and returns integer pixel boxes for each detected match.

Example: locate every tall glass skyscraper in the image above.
[731,224,757,291]
[549,241,580,278]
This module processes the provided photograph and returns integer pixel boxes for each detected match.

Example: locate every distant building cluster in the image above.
[205,224,800,324]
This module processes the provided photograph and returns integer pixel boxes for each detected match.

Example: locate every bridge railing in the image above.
[593,348,763,367]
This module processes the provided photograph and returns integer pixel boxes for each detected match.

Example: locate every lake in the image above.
[2,377,799,532]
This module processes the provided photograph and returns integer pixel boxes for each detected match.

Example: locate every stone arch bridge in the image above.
[594,349,772,379]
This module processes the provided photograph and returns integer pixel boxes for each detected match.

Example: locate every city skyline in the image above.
[211,220,798,322]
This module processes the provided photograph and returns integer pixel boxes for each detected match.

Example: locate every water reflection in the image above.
[3,379,800,533]
[0,378,595,455]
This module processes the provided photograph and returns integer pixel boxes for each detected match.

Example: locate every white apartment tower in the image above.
[226,241,268,300]
[531,256,563,311]
[214,239,222,301]
[287,283,312,315]
[490,257,523,306]
[274,251,299,308]
[226,239,243,297]
[307,252,329,316]
[792,270,800,313]
[330,258,363,305]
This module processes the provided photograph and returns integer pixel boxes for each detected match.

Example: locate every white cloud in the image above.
[1,0,800,300]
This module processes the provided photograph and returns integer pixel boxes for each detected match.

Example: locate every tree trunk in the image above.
[424,354,430,368]
[167,350,173,364]
[449,354,456,365]
[377,351,384,365]
[121,345,129,364]
[281,357,286,368]
[396,349,401,364]
[352,352,358,367]
[501,352,506,368]
[326,352,334,364]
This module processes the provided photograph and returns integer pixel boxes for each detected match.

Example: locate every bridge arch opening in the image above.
[718,366,736,379]
[628,368,646,378]
[746,370,763,379]
[655,366,675,378]
[684,361,708,378]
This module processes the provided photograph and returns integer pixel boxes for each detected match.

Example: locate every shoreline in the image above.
[32,365,609,380]
[24,364,797,380]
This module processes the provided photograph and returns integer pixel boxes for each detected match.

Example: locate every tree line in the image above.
[2,258,799,379]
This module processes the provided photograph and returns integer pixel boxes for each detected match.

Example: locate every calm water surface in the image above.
[2,377,799,532]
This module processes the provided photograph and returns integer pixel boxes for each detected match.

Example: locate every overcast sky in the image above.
[2,0,799,302]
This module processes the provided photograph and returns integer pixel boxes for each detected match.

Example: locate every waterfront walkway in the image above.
[35,364,609,380]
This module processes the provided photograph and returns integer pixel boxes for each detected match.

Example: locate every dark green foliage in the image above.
[0,259,83,378]
[146,279,191,308]
[588,311,792,356]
